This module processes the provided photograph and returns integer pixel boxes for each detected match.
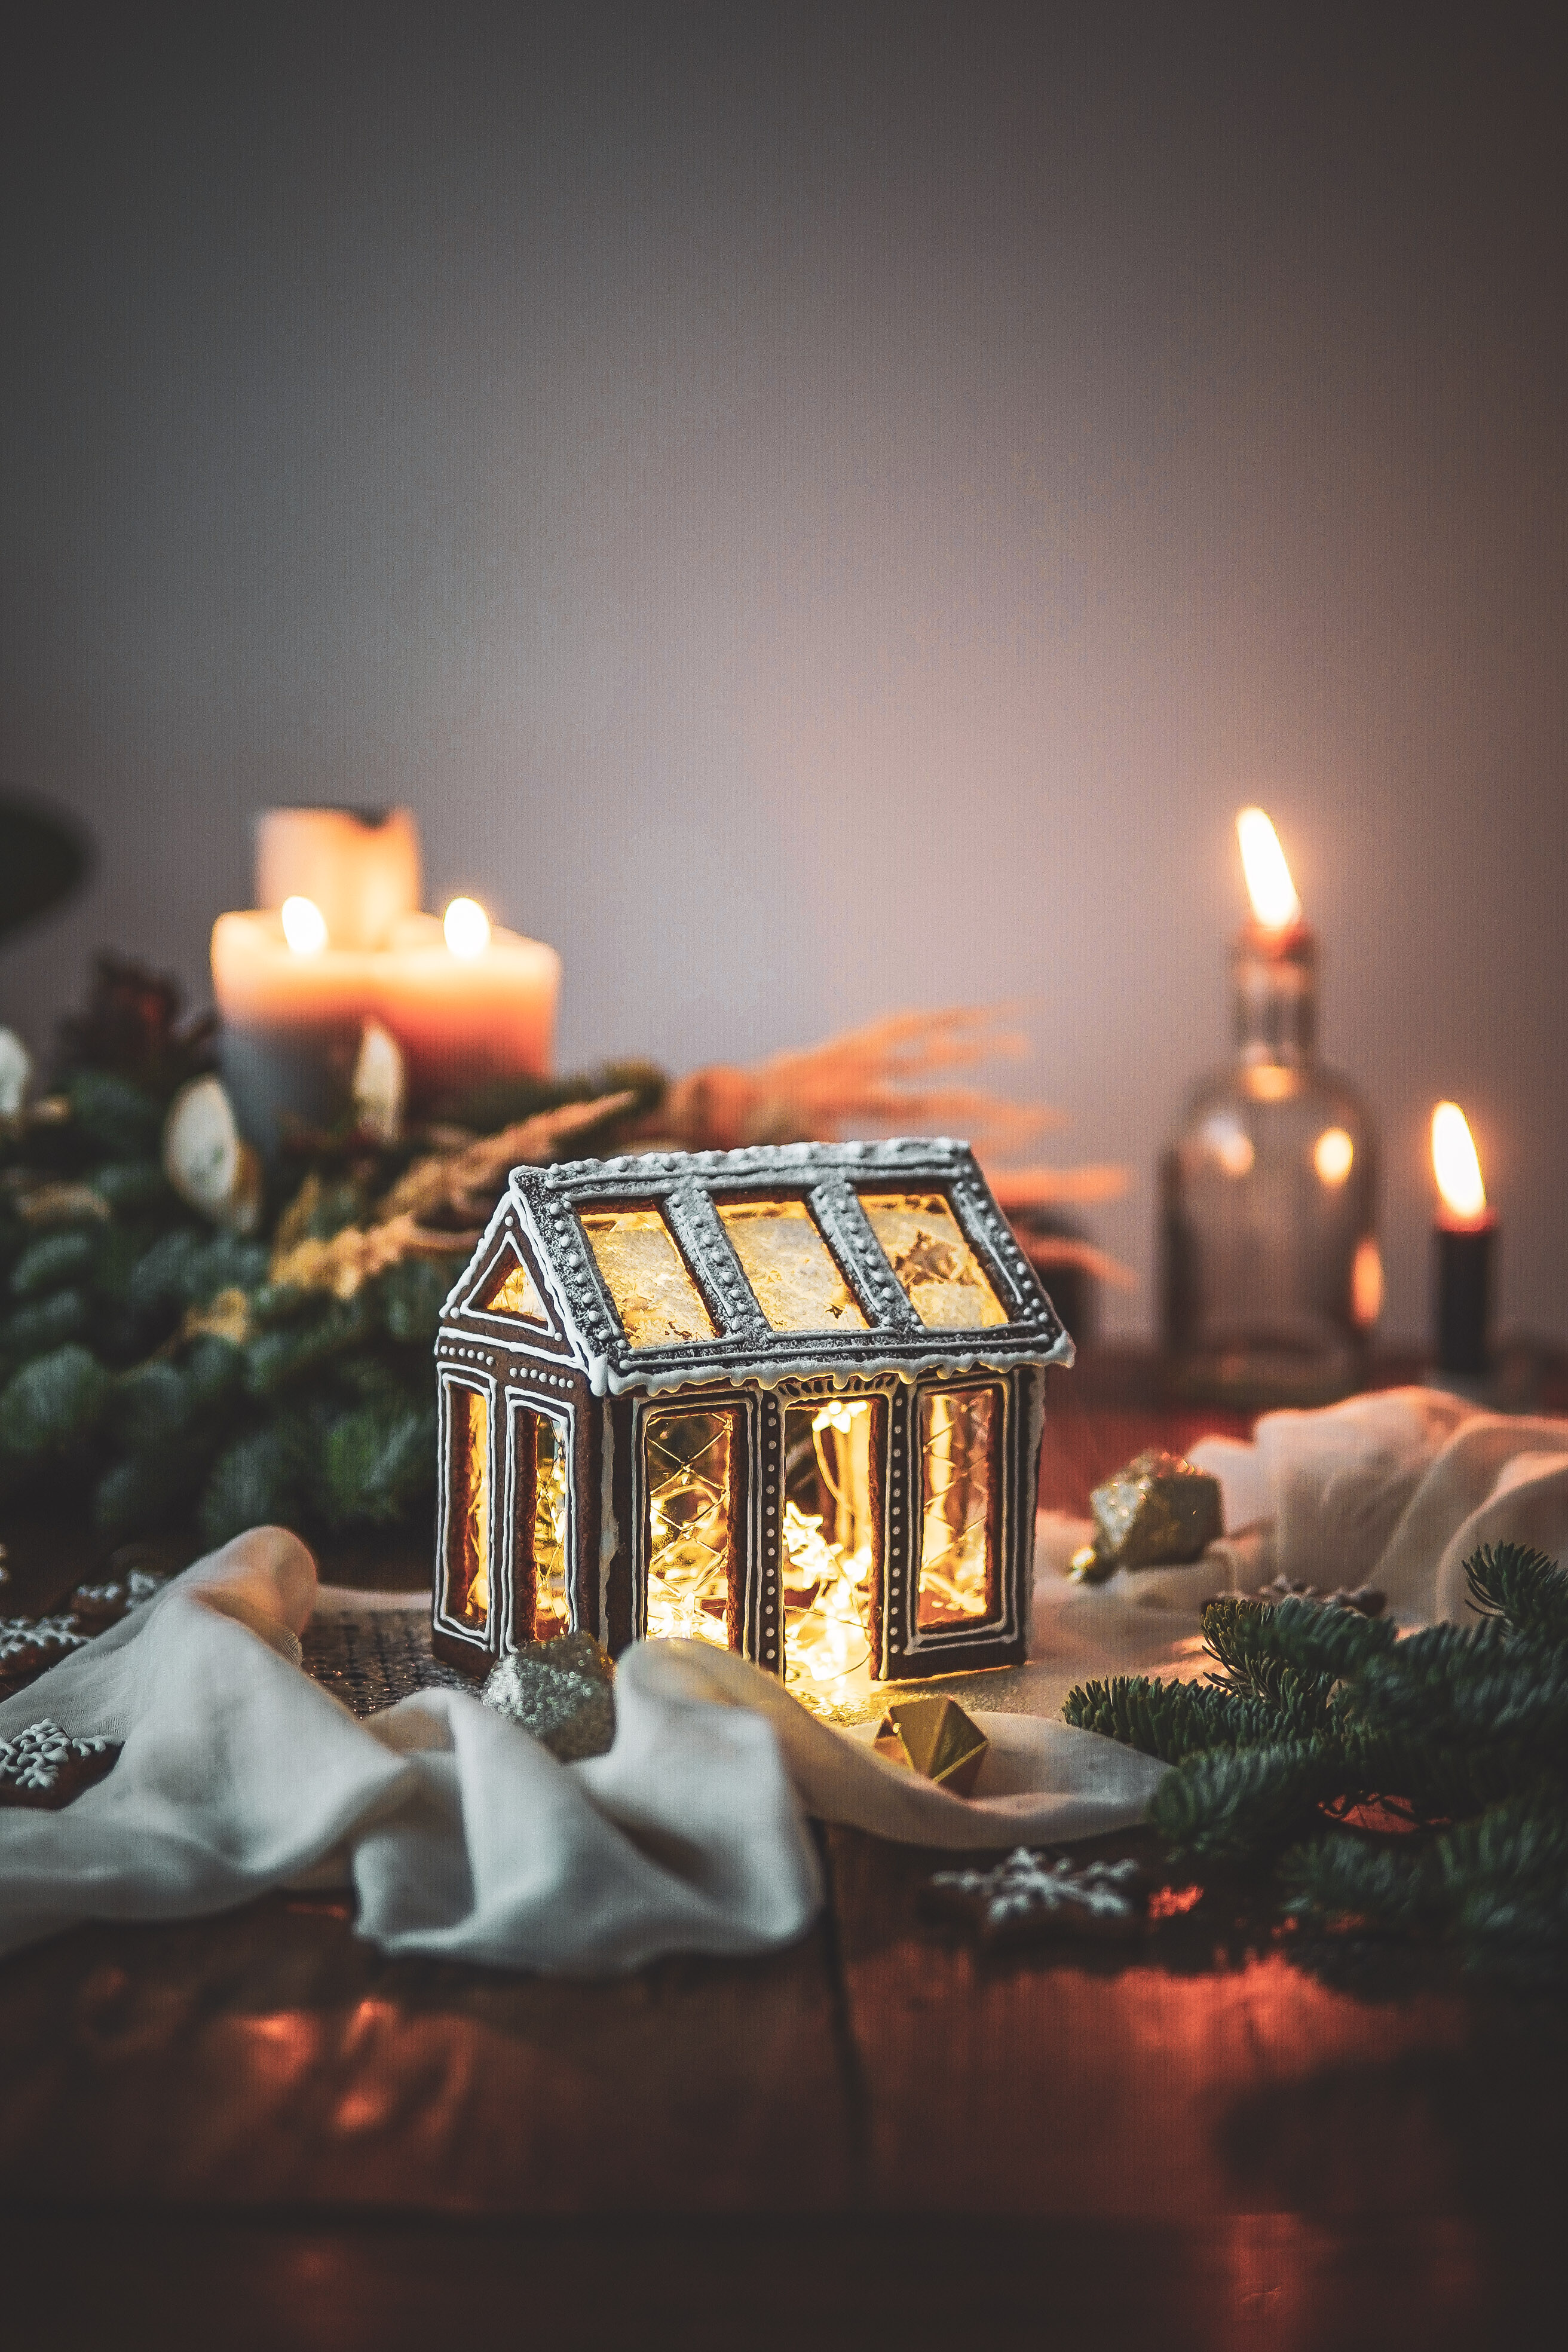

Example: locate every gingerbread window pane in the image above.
[446,1383,491,1630]
[917,1386,998,1626]
[580,1208,717,1349]
[859,1193,1007,1329]
[718,1199,867,1334]
[481,1250,550,1324]
[782,1395,877,1688]
[645,1407,736,1646]
[526,1410,571,1641]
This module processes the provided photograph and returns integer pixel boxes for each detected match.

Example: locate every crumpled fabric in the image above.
[0,1529,1163,1973]
[1088,1386,1568,1624]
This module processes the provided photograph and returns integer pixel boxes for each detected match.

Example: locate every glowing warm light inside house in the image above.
[448,1384,489,1626]
[280,895,329,955]
[918,1388,997,1626]
[644,1406,735,1644]
[1236,807,1302,931]
[1313,1127,1355,1186]
[858,1194,1007,1328]
[528,1412,570,1640]
[1432,1102,1487,1224]
[783,1398,875,1688]
[443,896,491,958]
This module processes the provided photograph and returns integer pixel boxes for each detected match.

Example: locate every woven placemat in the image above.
[297,1605,1054,1726]
[302,1605,473,1718]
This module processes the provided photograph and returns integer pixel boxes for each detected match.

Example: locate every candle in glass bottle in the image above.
[1160,808,1382,1403]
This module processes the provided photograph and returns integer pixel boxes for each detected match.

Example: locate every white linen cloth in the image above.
[0,1530,1163,1973]
[2,1386,1562,1975]
[1025,1387,1568,1713]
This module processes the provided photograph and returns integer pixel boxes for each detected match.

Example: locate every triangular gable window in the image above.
[478,1244,552,1328]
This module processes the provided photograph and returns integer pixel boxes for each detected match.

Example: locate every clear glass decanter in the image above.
[1160,921,1381,1404]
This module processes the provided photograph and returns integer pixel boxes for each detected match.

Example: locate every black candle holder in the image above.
[1434,1216,1496,1379]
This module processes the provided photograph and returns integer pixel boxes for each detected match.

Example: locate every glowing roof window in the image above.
[579,1207,718,1349]
[718,1200,868,1334]
[858,1193,1007,1330]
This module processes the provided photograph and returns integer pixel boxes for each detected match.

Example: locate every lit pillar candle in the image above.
[374,901,561,1112]
[1431,1101,1496,1377]
[212,899,382,1151]
[212,806,563,1150]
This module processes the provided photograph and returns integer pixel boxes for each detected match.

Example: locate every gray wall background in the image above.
[2,5,1564,1345]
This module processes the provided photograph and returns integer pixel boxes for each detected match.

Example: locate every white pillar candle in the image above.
[211,909,381,1150]
[255,807,421,949]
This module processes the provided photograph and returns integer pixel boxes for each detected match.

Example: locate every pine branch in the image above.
[1282,1785,1568,1984]
[1202,1592,1392,1700]
[1336,1723,1533,1823]
[0,1343,114,1461]
[1464,1541,1568,1650]
[1149,1738,1343,1863]
[313,1401,435,1531]
[199,1422,311,1547]
[1353,1621,1568,1748]
[1065,1669,1332,1761]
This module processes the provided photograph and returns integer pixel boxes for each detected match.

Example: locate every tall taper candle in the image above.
[1431,1101,1496,1377]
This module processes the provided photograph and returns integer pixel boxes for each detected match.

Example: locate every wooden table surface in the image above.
[3,1351,1565,2350]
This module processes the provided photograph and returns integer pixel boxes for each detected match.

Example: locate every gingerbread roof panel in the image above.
[482,1138,1071,1397]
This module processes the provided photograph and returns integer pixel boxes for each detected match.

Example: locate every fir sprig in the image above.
[1066,1546,1568,1978]
[1065,1666,1333,1760]
[1465,1541,1568,1650]
[1202,1592,1394,1698]
[1281,1785,1568,1984]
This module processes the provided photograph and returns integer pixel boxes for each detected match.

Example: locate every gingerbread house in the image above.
[431,1138,1070,1695]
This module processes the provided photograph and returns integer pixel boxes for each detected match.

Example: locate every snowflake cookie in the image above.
[926,1846,1148,1946]
[0,1615,88,1690]
[67,1566,166,1634]
[0,1720,121,1808]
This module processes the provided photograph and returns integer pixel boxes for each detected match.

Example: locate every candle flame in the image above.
[1236,807,1302,930]
[443,897,491,959]
[281,895,329,955]
[1432,1101,1487,1223]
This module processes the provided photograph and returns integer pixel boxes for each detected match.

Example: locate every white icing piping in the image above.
[597,1402,617,1647]
[587,1327,1071,1399]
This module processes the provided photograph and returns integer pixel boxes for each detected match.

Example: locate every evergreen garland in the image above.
[0,964,663,1551]
[1064,1542,1568,1983]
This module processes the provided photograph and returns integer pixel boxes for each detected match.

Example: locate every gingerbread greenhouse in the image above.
[432,1138,1070,1697]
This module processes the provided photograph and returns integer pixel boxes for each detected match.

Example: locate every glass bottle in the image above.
[1160,922,1380,1404]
